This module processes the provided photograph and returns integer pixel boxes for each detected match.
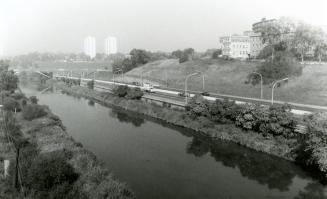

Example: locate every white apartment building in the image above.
[244,31,264,58]
[220,35,250,59]
[104,36,117,55]
[84,36,96,59]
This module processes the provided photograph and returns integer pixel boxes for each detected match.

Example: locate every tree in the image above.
[172,50,183,59]
[0,71,19,92]
[312,28,327,63]
[291,22,316,63]
[0,60,10,73]
[258,17,296,60]
[130,49,151,66]
[29,96,38,104]
[247,51,302,85]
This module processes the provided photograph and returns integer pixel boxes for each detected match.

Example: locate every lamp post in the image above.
[141,70,152,86]
[250,72,263,99]
[185,72,200,104]
[271,78,288,105]
[195,71,205,91]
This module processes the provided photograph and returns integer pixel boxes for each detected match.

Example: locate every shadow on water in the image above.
[186,136,327,198]
[109,107,146,127]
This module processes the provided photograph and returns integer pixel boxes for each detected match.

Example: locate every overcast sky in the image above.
[0,0,326,56]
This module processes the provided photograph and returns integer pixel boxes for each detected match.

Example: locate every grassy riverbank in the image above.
[0,96,134,198]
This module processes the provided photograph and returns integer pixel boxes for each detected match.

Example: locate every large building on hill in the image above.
[244,31,265,58]
[104,36,117,55]
[220,35,251,59]
[220,18,277,59]
[252,18,277,33]
[84,36,96,59]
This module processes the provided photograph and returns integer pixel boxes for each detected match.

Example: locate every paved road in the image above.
[54,75,327,114]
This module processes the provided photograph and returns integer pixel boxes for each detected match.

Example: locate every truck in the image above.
[143,83,154,92]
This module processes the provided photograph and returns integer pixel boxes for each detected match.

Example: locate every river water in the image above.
[21,85,327,199]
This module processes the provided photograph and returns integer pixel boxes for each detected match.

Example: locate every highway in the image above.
[54,75,326,115]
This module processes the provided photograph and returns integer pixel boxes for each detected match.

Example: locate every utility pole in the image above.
[271,78,288,104]
[185,72,200,104]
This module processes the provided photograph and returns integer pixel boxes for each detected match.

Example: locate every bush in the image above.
[113,85,130,98]
[29,96,38,104]
[301,113,327,171]
[22,104,47,121]
[87,80,94,90]
[209,99,242,123]
[235,103,297,137]
[187,95,241,123]
[25,152,79,199]
[11,92,26,100]
[126,87,144,100]
[3,97,21,112]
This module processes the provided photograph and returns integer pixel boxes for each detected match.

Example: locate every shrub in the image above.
[11,92,26,100]
[22,104,47,121]
[209,99,242,123]
[29,96,38,104]
[87,80,94,89]
[113,85,130,98]
[25,152,79,199]
[301,113,327,171]
[126,87,144,100]
[3,97,21,112]
[236,103,297,137]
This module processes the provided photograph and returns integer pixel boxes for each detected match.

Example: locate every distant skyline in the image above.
[0,0,326,56]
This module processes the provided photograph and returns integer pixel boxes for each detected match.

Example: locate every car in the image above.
[201,91,210,96]
[131,81,141,86]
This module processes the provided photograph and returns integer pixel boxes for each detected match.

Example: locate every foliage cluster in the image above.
[87,80,94,90]
[301,113,327,172]
[187,95,297,138]
[112,85,143,100]
[22,104,47,121]
[172,48,195,63]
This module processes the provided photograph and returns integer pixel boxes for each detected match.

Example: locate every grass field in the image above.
[120,58,327,106]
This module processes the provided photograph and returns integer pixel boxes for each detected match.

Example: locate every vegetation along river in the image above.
[21,85,327,199]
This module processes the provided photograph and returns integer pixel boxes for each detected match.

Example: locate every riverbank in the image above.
[53,81,297,162]
[0,97,134,198]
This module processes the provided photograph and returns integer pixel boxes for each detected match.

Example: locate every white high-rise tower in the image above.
[84,36,96,59]
[104,36,117,55]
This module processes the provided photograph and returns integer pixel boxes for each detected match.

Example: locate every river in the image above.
[21,85,327,199]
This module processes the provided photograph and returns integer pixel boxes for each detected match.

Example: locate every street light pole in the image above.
[185,72,200,104]
[251,72,263,99]
[196,71,205,91]
[271,78,288,105]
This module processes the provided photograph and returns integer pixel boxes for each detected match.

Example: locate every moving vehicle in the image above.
[201,91,210,96]
[143,83,154,92]
[178,91,191,97]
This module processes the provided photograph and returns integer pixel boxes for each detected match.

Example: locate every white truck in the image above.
[143,83,154,92]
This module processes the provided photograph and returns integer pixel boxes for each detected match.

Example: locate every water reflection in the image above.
[109,107,145,127]
[187,137,306,192]
[88,100,95,106]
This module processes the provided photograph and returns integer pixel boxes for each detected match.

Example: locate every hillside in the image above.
[121,58,327,106]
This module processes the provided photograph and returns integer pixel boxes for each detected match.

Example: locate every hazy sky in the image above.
[0,0,326,55]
